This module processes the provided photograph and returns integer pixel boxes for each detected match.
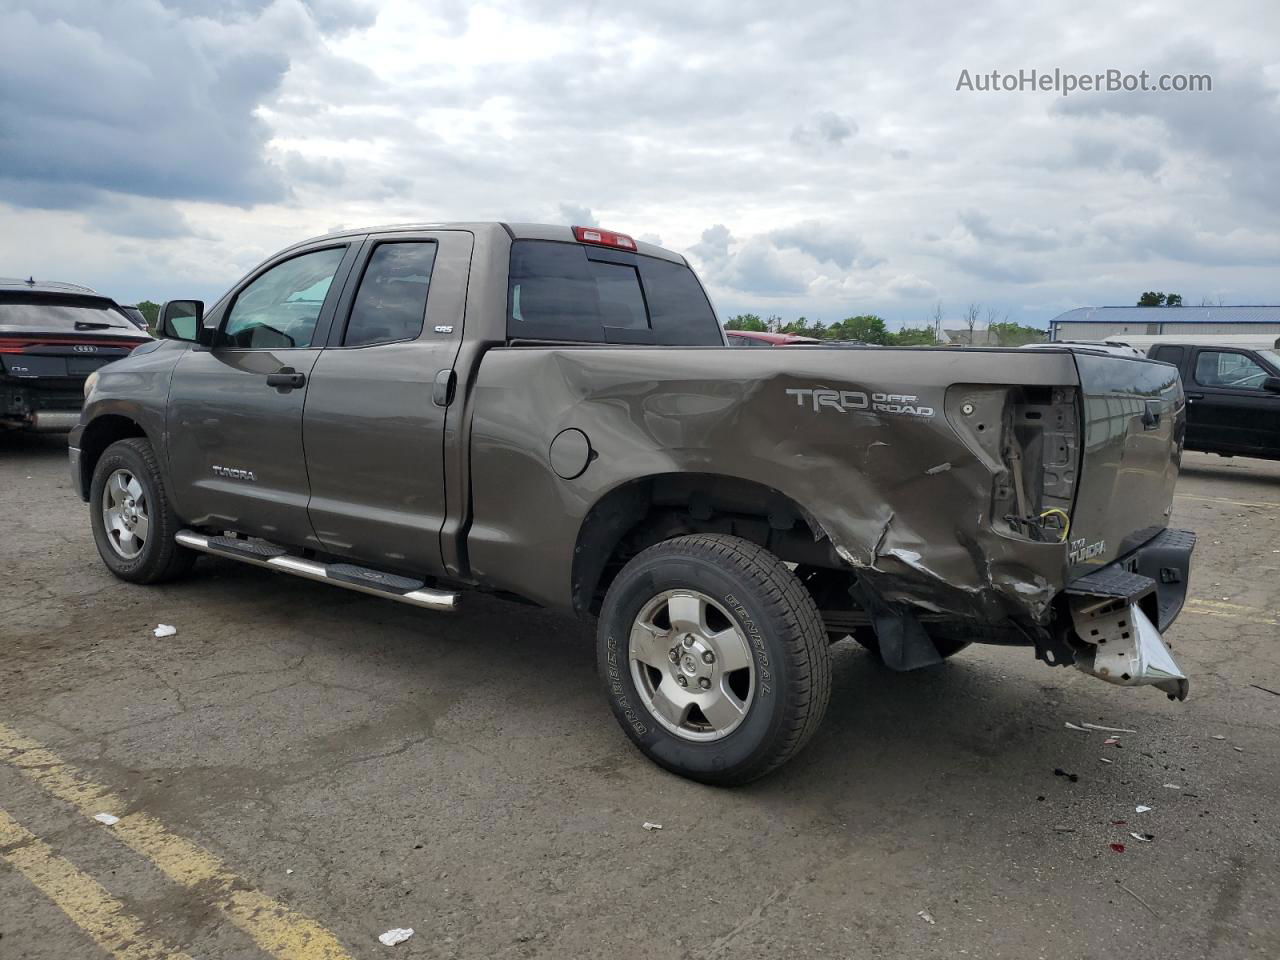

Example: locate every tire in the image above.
[89,438,196,584]
[597,534,831,786]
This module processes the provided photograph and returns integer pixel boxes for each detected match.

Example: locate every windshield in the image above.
[1258,349,1280,370]
[0,299,133,330]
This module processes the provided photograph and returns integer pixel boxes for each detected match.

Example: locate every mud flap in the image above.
[1070,597,1189,701]
[849,583,944,671]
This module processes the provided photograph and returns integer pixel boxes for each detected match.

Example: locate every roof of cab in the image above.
[289,222,688,266]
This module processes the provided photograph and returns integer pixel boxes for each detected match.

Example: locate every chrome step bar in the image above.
[175,531,459,611]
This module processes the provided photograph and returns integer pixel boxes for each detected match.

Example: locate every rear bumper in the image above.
[1064,528,1196,700]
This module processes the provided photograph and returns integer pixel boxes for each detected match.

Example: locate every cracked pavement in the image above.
[1,432,1278,959]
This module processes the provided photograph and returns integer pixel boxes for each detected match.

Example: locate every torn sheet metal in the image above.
[1070,597,1189,700]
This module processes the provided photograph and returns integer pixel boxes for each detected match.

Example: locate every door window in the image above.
[222,247,347,349]
[343,242,438,347]
[1194,351,1269,389]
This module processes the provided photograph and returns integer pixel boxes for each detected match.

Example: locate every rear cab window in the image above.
[507,240,722,345]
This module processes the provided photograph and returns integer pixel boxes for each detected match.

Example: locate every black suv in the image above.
[1,278,151,433]
[1148,342,1280,460]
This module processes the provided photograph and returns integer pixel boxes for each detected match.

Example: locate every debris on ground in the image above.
[1053,825,1075,833]
[1064,722,1090,731]
[92,813,119,825]
[153,624,177,638]
[1211,735,1226,740]
[1250,683,1280,697]
[917,910,936,925]
[1081,722,1137,734]
[1111,820,1127,826]
[1110,843,1126,853]
[1053,768,1079,782]
[1163,783,1181,790]
[1099,757,1114,764]
[642,822,663,832]
[378,928,414,946]
[1129,832,1155,843]
[1233,746,1244,753]
[286,869,294,875]
[1135,805,1152,813]
[1103,737,1121,747]
[1116,880,1160,918]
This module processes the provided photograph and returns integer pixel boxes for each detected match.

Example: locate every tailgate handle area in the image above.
[1141,399,1162,430]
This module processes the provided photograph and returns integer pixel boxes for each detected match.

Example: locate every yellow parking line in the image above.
[1175,493,1280,510]
[1183,598,1277,626]
[0,723,352,960]
[0,807,195,960]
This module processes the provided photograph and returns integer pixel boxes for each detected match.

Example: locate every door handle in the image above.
[1185,392,1203,401]
[266,367,306,390]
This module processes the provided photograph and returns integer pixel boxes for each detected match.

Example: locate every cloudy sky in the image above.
[2,0,1278,329]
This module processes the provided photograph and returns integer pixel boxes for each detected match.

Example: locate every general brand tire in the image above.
[596,534,831,786]
[89,438,196,584]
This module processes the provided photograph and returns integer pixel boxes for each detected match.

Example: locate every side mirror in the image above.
[158,300,205,343]
[1262,376,1280,394]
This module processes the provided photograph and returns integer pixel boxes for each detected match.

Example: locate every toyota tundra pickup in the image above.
[70,222,1196,785]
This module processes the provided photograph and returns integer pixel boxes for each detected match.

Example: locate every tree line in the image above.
[723,310,1045,347]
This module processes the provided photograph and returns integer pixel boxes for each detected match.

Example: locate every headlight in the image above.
[83,370,100,398]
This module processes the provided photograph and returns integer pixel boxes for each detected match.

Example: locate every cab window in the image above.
[222,247,347,349]
[1194,350,1269,389]
[343,242,438,347]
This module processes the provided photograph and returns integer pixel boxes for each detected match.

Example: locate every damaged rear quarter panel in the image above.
[465,346,1080,620]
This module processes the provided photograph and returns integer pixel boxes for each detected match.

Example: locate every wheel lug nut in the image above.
[668,649,680,663]
[676,676,688,687]
[701,650,714,664]
[682,635,694,648]
[698,678,711,690]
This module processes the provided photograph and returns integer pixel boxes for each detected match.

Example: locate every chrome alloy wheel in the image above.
[101,468,150,560]
[628,589,756,741]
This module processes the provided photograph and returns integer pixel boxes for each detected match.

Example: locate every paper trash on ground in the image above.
[93,813,119,825]
[378,928,414,946]
[153,624,177,638]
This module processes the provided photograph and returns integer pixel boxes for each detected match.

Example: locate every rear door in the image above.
[302,229,472,575]
[1185,348,1279,454]
[166,242,359,547]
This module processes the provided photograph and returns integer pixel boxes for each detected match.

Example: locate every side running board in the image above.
[175,531,459,612]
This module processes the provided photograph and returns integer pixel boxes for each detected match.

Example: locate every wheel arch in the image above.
[77,414,150,499]
[572,472,841,616]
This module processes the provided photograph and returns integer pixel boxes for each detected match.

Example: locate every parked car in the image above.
[119,305,150,331]
[1146,342,1280,461]
[725,330,821,347]
[72,223,1195,784]
[1,278,151,433]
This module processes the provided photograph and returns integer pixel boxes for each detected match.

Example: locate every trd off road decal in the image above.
[785,387,935,418]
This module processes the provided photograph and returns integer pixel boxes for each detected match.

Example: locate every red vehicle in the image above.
[724,330,821,347]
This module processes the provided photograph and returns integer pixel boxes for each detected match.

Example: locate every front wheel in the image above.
[89,438,196,584]
[597,534,831,786]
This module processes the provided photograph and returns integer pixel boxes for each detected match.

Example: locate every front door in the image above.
[302,230,472,575]
[166,242,360,547]
[1186,348,1280,454]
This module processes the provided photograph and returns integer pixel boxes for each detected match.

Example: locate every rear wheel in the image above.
[597,534,830,786]
[90,438,196,584]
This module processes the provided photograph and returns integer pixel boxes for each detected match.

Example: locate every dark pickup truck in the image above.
[71,223,1196,784]
[1147,342,1280,461]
